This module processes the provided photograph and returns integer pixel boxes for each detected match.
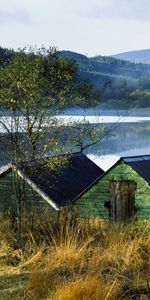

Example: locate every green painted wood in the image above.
[1,162,150,220]
[0,172,57,218]
[73,161,150,219]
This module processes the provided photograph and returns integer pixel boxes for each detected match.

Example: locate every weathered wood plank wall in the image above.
[1,162,150,220]
[74,162,150,219]
[0,172,57,217]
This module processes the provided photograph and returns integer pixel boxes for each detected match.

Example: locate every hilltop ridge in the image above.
[1,46,150,108]
[112,49,150,64]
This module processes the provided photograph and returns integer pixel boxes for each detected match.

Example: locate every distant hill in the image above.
[112,49,150,64]
[1,47,150,108]
[61,50,150,79]
[61,50,150,108]
[0,46,13,65]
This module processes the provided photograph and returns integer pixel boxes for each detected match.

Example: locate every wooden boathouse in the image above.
[1,153,150,222]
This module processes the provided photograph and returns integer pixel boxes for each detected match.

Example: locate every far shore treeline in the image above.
[1,46,150,108]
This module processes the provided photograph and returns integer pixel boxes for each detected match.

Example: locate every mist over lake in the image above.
[62,106,150,170]
[0,106,150,171]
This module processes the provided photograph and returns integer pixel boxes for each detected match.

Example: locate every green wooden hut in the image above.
[0,153,104,218]
[75,154,150,222]
[1,153,150,222]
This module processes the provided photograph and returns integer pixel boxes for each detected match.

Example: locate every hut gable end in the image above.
[0,154,104,214]
[73,158,150,219]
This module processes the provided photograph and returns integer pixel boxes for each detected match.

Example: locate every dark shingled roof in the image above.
[17,153,104,208]
[122,155,150,185]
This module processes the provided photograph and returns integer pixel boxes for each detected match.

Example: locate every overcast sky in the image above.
[0,0,150,56]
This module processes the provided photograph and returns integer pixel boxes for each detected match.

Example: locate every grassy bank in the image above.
[1,215,150,299]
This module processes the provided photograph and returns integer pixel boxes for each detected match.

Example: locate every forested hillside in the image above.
[0,46,13,66]
[61,50,150,108]
[1,46,150,108]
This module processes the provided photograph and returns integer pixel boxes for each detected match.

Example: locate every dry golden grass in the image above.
[50,276,117,300]
[1,216,150,299]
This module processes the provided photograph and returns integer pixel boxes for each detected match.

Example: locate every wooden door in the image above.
[109,181,136,223]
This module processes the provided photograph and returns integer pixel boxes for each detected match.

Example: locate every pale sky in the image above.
[0,0,150,56]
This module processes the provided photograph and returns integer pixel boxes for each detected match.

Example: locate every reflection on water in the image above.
[0,108,150,171]
[85,121,150,170]
[61,107,150,170]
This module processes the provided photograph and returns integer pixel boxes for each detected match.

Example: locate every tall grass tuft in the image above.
[1,213,150,299]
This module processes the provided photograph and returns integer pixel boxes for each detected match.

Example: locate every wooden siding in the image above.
[0,172,57,217]
[73,162,150,219]
[1,162,150,220]
[0,172,17,213]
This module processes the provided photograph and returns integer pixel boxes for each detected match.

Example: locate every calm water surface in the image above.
[62,107,150,170]
[0,107,150,171]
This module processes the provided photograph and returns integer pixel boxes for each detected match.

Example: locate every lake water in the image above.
[62,106,150,171]
[0,106,150,171]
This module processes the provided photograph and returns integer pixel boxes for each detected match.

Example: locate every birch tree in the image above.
[0,47,106,228]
